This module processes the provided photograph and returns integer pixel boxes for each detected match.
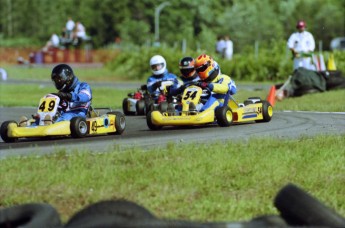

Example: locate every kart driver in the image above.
[146,55,180,101]
[194,54,237,111]
[51,64,92,122]
[168,56,200,96]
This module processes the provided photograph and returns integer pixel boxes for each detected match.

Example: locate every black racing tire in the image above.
[0,120,18,143]
[64,200,156,228]
[215,106,233,127]
[148,103,155,112]
[0,203,62,228]
[70,117,88,138]
[274,183,345,227]
[136,99,146,115]
[107,111,126,135]
[256,100,273,123]
[122,98,135,116]
[159,101,168,113]
[146,111,162,130]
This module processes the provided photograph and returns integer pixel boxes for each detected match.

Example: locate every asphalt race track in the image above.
[1,107,345,160]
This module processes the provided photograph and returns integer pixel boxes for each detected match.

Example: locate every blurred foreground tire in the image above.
[64,200,156,228]
[0,203,62,228]
[274,183,345,227]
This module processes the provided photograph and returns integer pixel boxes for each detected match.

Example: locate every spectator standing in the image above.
[215,35,226,58]
[224,35,233,60]
[65,17,75,40]
[73,21,87,47]
[287,20,315,70]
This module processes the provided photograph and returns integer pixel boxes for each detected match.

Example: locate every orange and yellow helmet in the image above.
[195,54,216,81]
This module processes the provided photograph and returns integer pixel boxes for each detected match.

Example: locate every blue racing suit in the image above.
[56,77,92,122]
[168,74,200,97]
[146,70,180,100]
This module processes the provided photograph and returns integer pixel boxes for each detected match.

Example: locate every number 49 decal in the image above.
[39,98,56,112]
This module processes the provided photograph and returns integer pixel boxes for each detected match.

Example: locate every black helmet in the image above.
[179,57,196,79]
[51,64,75,91]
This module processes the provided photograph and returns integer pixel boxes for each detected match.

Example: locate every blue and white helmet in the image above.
[150,55,166,76]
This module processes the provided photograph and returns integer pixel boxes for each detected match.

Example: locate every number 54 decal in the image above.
[183,91,197,100]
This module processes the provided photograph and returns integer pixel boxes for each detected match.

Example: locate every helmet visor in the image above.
[151,63,164,71]
[180,68,195,77]
[52,74,67,90]
[196,62,210,73]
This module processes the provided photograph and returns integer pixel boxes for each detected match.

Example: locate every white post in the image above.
[154,2,171,46]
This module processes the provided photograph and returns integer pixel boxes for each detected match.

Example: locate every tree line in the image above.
[0,0,344,53]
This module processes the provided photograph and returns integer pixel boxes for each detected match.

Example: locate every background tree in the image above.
[0,0,343,51]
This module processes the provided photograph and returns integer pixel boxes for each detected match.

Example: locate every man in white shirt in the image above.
[287,20,315,70]
[224,35,233,60]
[216,35,226,58]
[65,17,75,40]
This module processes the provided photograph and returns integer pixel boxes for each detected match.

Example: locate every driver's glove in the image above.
[152,81,162,90]
[196,82,209,89]
[56,92,72,101]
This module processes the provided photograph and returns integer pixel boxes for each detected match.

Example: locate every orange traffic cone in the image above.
[267,85,276,107]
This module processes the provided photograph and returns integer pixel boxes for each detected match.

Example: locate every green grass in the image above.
[1,64,140,82]
[1,135,344,223]
[1,83,345,112]
[2,64,345,112]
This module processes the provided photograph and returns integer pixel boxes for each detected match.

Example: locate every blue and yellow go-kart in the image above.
[146,84,273,130]
[0,94,126,143]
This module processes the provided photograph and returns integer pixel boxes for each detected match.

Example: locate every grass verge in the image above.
[1,83,345,112]
[1,135,344,223]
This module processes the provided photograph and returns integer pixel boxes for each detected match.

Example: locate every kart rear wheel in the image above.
[274,183,345,227]
[70,117,88,138]
[0,120,18,143]
[159,101,168,113]
[136,100,146,115]
[107,111,126,135]
[146,111,162,130]
[122,98,135,116]
[256,100,273,123]
[215,106,233,127]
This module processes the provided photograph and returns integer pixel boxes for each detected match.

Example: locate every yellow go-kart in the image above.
[146,84,273,130]
[0,94,126,143]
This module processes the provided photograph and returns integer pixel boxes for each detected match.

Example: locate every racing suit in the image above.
[168,73,200,97]
[56,77,92,122]
[200,73,236,111]
[146,70,180,101]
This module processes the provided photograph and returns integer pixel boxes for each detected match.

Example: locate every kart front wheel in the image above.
[70,117,88,138]
[256,100,273,123]
[136,100,146,115]
[107,111,126,135]
[215,106,233,127]
[0,120,18,143]
[146,111,162,130]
